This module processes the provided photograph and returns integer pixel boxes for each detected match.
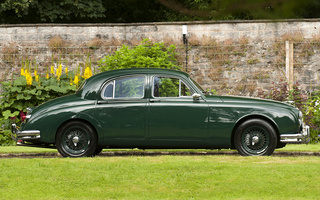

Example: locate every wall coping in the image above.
[1,18,319,28]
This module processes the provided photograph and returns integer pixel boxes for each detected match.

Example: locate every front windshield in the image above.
[190,78,205,94]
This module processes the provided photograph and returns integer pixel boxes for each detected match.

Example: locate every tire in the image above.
[56,121,97,157]
[234,119,277,156]
[92,147,103,156]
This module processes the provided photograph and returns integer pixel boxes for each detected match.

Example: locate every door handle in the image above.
[149,99,160,102]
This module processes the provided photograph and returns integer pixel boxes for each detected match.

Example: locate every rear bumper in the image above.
[11,124,40,141]
[280,125,310,143]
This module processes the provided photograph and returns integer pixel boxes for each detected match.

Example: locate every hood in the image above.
[205,95,296,109]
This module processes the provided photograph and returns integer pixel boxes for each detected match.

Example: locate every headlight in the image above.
[298,110,303,126]
[298,111,303,119]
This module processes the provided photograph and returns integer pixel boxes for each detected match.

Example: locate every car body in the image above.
[12,68,310,157]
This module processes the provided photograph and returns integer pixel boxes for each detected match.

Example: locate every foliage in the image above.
[0,118,15,146]
[0,59,93,146]
[258,81,320,143]
[257,80,289,102]
[0,0,106,23]
[0,0,165,23]
[0,0,320,24]
[99,39,180,71]
[159,0,319,21]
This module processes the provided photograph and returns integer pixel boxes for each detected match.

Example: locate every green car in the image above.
[12,68,309,157]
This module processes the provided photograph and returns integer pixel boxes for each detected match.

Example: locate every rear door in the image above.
[95,75,148,146]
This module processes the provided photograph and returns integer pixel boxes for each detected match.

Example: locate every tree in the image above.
[158,0,319,20]
[0,0,167,23]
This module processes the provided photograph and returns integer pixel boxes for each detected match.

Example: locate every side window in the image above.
[102,76,145,99]
[153,76,192,98]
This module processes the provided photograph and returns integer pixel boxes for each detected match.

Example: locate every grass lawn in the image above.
[0,144,320,199]
[1,156,320,200]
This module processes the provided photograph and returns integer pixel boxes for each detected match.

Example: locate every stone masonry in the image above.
[1,19,320,96]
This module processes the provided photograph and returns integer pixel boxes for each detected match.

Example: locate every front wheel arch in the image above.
[231,115,280,149]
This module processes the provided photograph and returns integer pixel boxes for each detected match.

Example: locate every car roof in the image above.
[88,68,188,81]
[77,68,189,99]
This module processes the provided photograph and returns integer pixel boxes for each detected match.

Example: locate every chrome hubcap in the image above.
[72,136,79,146]
[252,136,259,145]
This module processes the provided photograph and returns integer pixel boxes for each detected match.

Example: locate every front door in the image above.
[147,76,209,148]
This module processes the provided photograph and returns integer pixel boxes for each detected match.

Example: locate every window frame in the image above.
[100,75,146,100]
[151,75,194,98]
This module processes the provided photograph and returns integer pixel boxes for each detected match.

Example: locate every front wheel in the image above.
[234,119,277,156]
[56,121,97,157]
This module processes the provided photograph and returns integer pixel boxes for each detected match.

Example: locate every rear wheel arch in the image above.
[231,115,280,149]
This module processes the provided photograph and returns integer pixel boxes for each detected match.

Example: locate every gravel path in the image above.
[1,150,320,158]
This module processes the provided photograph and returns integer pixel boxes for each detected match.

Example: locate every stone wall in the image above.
[1,19,320,44]
[1,19,320,96]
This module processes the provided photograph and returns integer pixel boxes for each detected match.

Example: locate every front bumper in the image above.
[280,125,310,143]
[11,124,40,141]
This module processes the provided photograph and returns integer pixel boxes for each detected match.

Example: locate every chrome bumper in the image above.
[280,125,310,143]
[11,124,40,141]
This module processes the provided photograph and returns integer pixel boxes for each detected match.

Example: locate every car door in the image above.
[147,75,209,148]
[95,75,148,146]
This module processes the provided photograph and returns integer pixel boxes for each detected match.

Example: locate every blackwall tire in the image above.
[56,121,97,157]
[234,119,277,156]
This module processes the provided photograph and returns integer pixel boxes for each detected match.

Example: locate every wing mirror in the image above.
[192,93,202,101]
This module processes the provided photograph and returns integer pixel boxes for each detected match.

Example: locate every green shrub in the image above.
[98,39,181,71]
[258,81,320,143]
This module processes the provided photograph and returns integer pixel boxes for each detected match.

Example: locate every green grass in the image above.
[1,156,320,200]
[1,144,320,199]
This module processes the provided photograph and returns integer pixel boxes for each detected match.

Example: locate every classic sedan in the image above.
[12,68,310,157]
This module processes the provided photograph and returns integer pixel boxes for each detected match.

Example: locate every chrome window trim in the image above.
[101,75,146,100]
[151,75,194,98]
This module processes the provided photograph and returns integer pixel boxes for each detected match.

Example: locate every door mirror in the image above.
[192,93,201,101]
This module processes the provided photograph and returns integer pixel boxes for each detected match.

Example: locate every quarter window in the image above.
[153,76,192,97]
[102,76,145,99]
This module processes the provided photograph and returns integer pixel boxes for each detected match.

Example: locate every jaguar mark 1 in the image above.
[12,68,310,157]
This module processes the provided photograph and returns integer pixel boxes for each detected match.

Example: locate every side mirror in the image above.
[192,93,201,101]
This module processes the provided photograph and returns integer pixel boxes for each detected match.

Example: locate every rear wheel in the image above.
[56,121,97,157]
[234,119,277,156]
[93,147,103,156]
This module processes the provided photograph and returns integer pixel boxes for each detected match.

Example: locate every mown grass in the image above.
[1,156,320,200]
[1,144,320,199]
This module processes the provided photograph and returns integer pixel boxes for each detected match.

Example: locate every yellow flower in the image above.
[83,67,92,79]
[56,64,62,81]
[34,70,39,82]
[73,75,79,86]
[21,68,25,76]
[25,70,33,86]
[50,66,55,74]
[46,73,49,79]
[65,67,68,76]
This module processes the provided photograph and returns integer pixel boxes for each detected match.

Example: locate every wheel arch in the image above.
[230,115,280,149]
